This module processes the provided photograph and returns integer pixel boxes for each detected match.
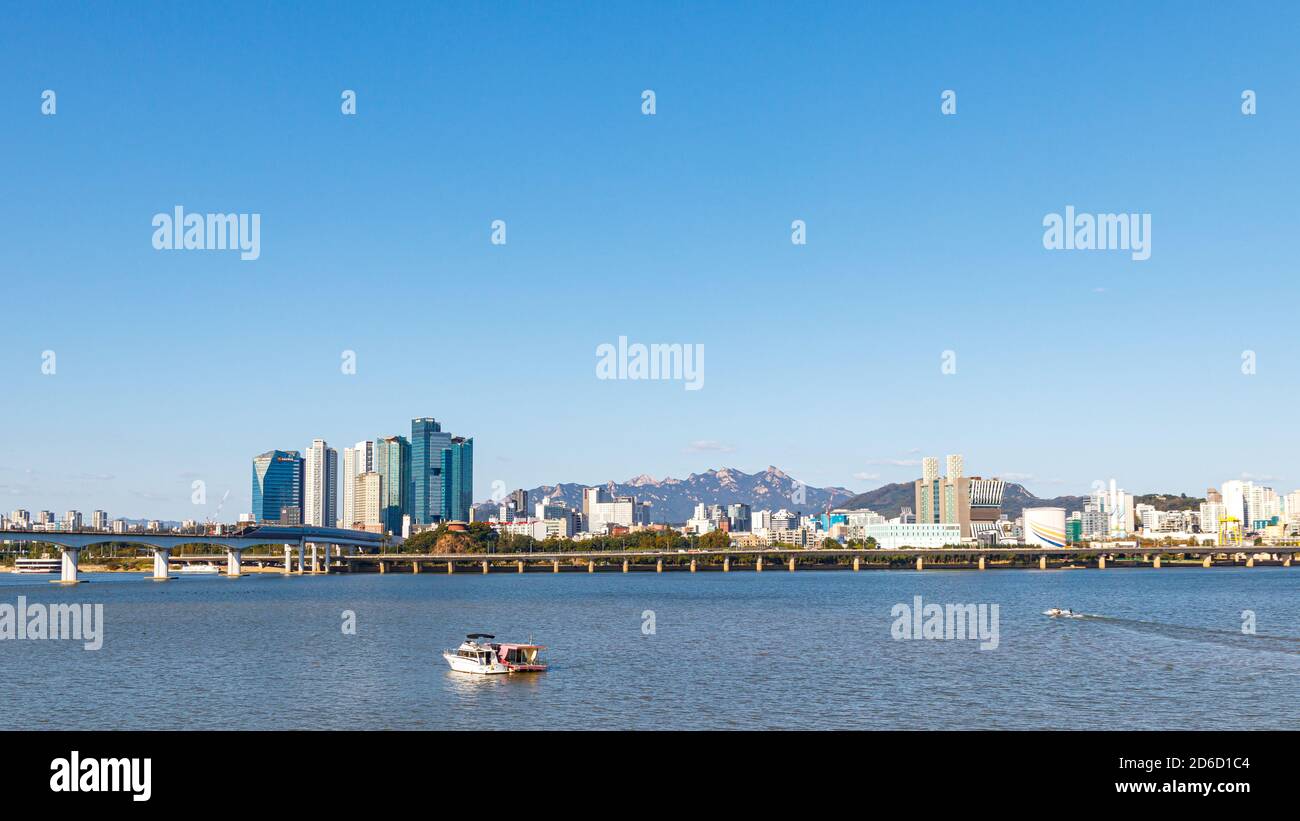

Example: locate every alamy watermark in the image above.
[891,595,999,650]
[1042,205,1150,261]
[596,336,704,391]
[151,206,261,260]
[0,596,103,650]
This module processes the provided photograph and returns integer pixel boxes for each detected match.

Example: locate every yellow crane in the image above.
[1218,515,1242,547]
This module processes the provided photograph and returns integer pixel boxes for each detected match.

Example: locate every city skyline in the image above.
[5,4,1299,520]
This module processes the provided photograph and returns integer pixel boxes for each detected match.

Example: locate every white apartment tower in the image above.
[303,439,338,527]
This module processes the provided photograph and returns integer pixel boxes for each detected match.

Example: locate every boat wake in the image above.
[1047,611,1300,655]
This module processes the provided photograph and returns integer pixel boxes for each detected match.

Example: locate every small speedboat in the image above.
[443,634,547,675]
[1044,608,1075,617]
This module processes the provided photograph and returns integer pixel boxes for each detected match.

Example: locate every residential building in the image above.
[303,439,338,528]
[374,435,411,536]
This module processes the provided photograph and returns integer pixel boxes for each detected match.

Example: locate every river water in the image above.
[1,566,1296,729]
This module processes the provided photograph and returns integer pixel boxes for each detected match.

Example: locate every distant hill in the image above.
[840,481,1087,520]
[474,466,856,524]
[1131,493,1205,511]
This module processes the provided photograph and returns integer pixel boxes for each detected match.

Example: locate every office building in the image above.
[251,450,303,523]
[865,522,962,549]
[411,417,452,526]
[443,436,473,521]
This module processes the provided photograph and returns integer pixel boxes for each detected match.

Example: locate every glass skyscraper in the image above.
[442,436,473,522]
[251,450,304,524]
[411,417,452,525]
[374,435,411,537]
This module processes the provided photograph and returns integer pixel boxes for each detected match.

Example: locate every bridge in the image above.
[0,525,384,583]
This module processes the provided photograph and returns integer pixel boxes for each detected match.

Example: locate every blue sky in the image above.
[3,2,1299,520]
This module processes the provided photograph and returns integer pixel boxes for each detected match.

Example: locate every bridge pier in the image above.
[297,545,306,575]
[853,556,860,572]
[915,556,923,571]
[723,556,730,572]
[413,560,421,574]
[481,560,489,574]
[378,560,386,574]
[152,548,172,581]
[283,544,292,575]
[310,544,319,574]
[447,561,454,574]
[588,560,594,573]
[623,560,629,573]
[1039,555,1047,570]
[553,559,559,574]
[657,559,663,573]
[1285,555,1292,568]
[1203,555,1212,568]
[1098,555,1107,570]
[756,557,763,572]
[978,555,985,571]
[1246,556,1255,568]
[517,560,524,574]
[226,548,243,578]
[1153,555,1161,569]
[55,548,81,585]
[689,559,696,573]
[788,556,795,572]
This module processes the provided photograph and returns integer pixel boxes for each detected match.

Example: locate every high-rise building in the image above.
[91,510,108,530]
[582,487,642,533]
[509,489,529,519]
[374,435,411,536]
[443,436,474,521]
[353,471,382,531]
[914,454,970,537]
[252,450,304,523]
[303,439,338,528]
[727,503,752,533]
[354,439,374,473]
[411,417,452,526]
[63,510,82,530]
[341,446,359,528]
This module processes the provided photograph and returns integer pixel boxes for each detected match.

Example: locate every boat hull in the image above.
[442,651,510,675]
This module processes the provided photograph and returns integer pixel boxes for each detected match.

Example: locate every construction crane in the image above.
[1218,515,1242,547]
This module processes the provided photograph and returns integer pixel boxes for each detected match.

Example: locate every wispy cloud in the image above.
[1241,472,1284,482]
[685,440,735,453]
[853,471,881,481]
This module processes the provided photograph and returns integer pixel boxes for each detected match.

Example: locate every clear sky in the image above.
[3,2,1299,521]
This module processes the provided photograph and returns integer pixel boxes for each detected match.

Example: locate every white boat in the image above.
[1044,608,1077,618]
[176,563,221,575]
[442,634,547,675]
[12,557,60,574]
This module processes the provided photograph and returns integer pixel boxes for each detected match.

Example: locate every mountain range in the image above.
[474,466,857,524]
[473,467,1128,523]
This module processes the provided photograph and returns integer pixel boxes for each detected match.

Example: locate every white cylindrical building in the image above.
[1023,507,1067,548]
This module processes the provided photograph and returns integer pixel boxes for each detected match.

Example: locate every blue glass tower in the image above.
[411,417,451,525]
[251,450,303,523]
[442,437,473,521]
